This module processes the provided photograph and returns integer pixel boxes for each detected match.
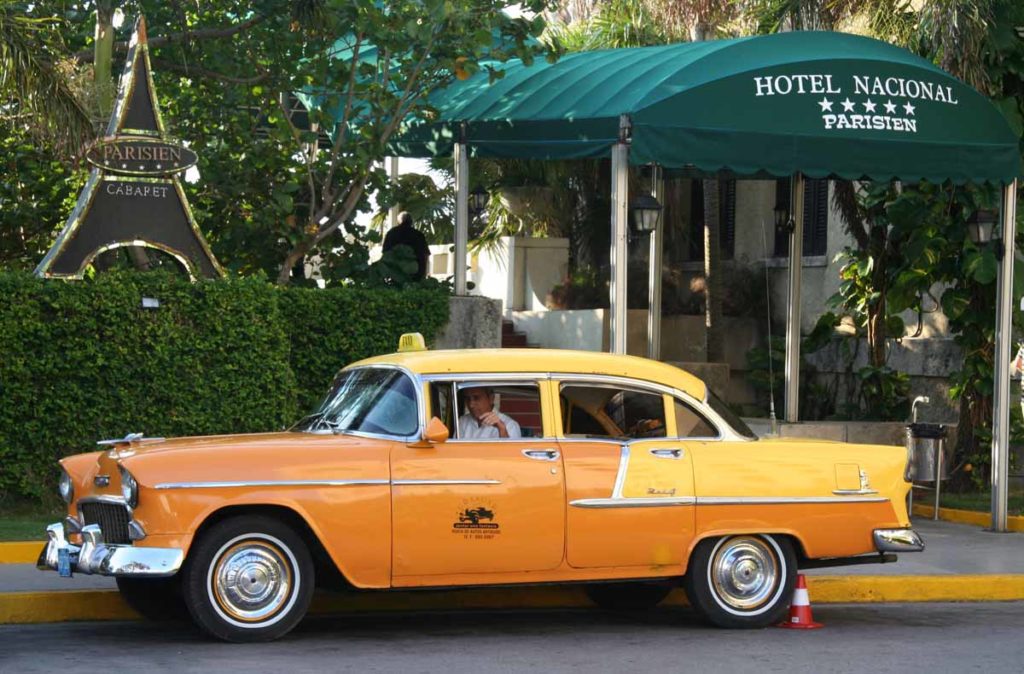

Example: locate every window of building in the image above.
[774,177,829,258]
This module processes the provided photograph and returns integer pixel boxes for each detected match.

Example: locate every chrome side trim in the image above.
[832,488,879,496]
[874,528,925,552]
[570,497,696,508]
[610,445,630,498]
[391,479,502,486]
[154,479,390,490]
[696,496,888,505]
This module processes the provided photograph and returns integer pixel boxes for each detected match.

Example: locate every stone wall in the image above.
[804,336,963,423]
[435,296,502,349]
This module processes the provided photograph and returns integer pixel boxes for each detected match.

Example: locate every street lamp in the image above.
[469,185,489,219]
[967,208,999,246]
[630,192,662,235]
[774,200,793,235]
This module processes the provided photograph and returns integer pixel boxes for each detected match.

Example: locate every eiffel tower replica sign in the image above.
[35,15,223,279]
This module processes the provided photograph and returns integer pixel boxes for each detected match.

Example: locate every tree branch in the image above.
[72,14,269,62]
[149,58,269,85]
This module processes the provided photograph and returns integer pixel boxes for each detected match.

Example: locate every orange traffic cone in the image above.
[776,574,823,629]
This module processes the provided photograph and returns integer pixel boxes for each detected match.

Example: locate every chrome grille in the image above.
[78,502,131,544]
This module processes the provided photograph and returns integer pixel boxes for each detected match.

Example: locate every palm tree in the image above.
[1,1,94,155]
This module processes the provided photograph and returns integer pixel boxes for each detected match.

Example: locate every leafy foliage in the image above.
[0,271,449,502]
[0,1,93,155]
[0,119,84,269]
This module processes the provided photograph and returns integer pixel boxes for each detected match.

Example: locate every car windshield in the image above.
[293,367,418,437]
[707,392,758,440]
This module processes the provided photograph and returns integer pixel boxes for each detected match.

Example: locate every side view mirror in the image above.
[409,416,449,448]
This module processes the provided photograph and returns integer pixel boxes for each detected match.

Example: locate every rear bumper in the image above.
[873,528,925,552]
[36,521,183,578]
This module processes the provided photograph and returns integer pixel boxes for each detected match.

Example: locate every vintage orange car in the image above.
[40,337,923,641]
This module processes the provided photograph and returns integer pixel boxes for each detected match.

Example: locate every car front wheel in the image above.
[683,534,795,629]
[181,515,314,642]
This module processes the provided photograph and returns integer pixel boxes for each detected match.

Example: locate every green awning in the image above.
[387,31,1020,184]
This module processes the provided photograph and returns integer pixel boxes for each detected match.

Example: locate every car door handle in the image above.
[522,449,560,461]
[650,449,684,459]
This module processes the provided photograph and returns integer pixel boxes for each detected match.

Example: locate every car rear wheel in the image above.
[116,576,187,621]
[683,534,795,629]
[585,581,673,611]
[181,515,314,642]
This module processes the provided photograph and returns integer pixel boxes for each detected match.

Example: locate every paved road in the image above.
[1,603,1022,673]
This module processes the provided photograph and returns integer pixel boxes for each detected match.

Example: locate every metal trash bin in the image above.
[906,422,949,520]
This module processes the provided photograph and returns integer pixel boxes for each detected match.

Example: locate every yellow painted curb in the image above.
[3,576,1024,625]
[0,590,137,624]
[0,542,43,564]
[911,504,1024,532]
[806,574,1024,603]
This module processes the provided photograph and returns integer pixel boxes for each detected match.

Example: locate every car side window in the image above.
[673,398,718,438]
[428,381,542,440]
[561,385,667,439]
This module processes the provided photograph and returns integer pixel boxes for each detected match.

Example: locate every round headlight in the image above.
[58,468,74,504]
[119,466,138,508]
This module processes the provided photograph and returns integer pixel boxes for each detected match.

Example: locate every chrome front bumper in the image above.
[37,521,183,578]
[874,528,925,552]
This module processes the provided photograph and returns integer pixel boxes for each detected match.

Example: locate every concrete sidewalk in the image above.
[1,517,1022,624]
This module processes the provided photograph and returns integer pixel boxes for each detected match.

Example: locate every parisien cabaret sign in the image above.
[86,137,198,176]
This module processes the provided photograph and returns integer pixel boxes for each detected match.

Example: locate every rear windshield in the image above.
[707,392,757,440]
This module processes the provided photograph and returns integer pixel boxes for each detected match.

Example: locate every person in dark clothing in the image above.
[382,211,430,280]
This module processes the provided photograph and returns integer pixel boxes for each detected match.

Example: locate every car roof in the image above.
[350,348,707,400]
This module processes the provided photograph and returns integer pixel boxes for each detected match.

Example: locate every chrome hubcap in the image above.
[710,536,779,611]
[212,539,293,623]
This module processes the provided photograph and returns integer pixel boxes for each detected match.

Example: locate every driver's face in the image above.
[465,388,494,420]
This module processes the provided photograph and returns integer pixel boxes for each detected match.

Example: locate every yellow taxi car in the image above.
[40,338,923,641]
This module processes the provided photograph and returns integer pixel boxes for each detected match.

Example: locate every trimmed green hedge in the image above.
[0,272,449,502]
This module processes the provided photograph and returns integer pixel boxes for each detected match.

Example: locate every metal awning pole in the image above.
[609,115,630,354]
[784,173,805,423]
[453,127,469,296]
[388,157,400,230]
[648,165,664,360]
[991,178,1017,532]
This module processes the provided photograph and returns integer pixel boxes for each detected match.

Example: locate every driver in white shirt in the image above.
[458,387,521,439]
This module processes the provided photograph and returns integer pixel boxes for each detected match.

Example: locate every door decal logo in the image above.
[453,502,501,538]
